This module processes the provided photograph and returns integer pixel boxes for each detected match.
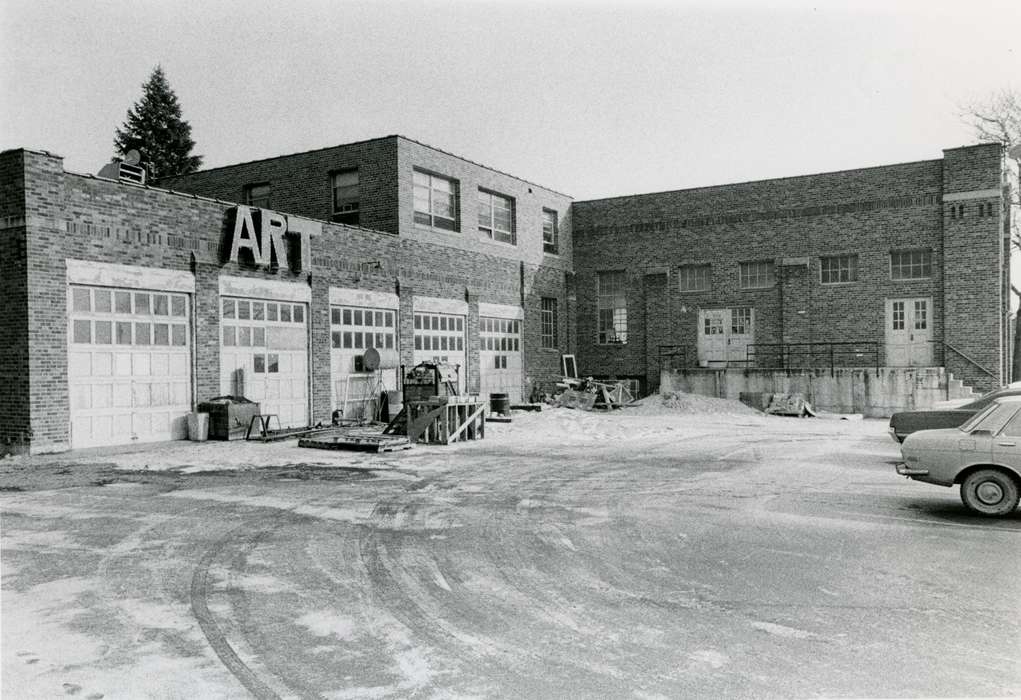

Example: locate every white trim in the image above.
[329,287,399,309]
[66,259,195,293]
[478,302,524,320]
[413,295,468,316]
[943,189,1000,202]
[219,275,311,303]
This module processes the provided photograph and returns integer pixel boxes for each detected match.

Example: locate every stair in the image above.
[946,373,979,400]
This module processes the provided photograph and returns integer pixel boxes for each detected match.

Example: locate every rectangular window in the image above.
[541,297,558,349]
[820,255,859,284]
[542,208,559,254]
[244,183,271,209]
[597,271,628,344]
[478,189,515,244]
[331,169,359,225]
[739,261,776,289]
[413,170,458,231]
[890,250,932,280]
[678,264,711,292]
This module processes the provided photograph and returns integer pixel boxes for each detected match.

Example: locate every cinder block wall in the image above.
[0,150,31,448]
[572,145,1006,393]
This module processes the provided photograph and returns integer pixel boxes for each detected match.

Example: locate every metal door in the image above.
[885,298,933,367]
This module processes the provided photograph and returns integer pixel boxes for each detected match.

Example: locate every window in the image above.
[820,255,858,284]
[542,209,559,254]
[413,170,458,231]
[478,189,515,244]
[739,261,775,289]
[330,306,396,351]
[541,297,558,349]
[331,169,359,225]
[244,183,271,209]
[890,250,932,280]
[597,271,627,344]
[678,264,711,292]
[731,307,752,335]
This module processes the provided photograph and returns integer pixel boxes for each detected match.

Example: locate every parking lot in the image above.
[3,397,1020,699]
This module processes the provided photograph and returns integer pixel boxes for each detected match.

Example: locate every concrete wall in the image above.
[661,367,966,418]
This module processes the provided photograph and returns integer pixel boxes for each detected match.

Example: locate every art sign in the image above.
[225,206,317,272]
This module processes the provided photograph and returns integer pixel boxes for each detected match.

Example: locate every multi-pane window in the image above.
[70,286,188,347]
[542,209,559,254]
[739,261,775,289]
[244,183,271,209]
[597,270,628,344]
[414,313,464,353]
[891,300,905,330]
[330,307,395,351]
[540,297,558,349]
[914,300,927,330]
[478,189,515,244]
[480,317,520,369]
[331,169,359,225]
[221,298,304,349]
[413,170,458,231]
[731,307,752,335]
[820,255,858,284]
[890,250,932,280]
[678,264,711,292]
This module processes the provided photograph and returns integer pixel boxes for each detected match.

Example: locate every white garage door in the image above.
[330,305,399,420]
[220,297,309,428]
[68,285,191,448]
[479,316,522,402]
[413,311,466,393]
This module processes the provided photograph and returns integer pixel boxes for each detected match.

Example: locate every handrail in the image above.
[746,341,881,373]
[938,341,997,380]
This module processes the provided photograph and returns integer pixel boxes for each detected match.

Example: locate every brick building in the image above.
[572,143,1016,396]
[0,135,1016,454]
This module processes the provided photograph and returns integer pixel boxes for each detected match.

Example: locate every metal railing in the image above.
[934,341,997,381]
[745,341,882,373]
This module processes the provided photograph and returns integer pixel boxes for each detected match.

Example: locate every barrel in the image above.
[489,393,510,415]
[363,347,400,370]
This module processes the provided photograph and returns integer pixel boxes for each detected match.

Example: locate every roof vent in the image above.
[98,149,147,185]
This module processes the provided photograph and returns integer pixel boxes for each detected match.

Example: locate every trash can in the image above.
[187,412,209,442]
[197,395,260,440]
[489,393,510,416]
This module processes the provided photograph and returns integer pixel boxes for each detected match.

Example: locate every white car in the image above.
[895,396,1021,516]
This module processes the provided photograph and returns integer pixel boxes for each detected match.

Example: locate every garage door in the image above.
[68,285,191,448]
[413,311,466,393]
[220,297,308,428]
[479,316,522,402]
[330,305,398,420]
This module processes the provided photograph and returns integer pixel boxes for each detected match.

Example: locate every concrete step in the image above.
[946,373,979,400]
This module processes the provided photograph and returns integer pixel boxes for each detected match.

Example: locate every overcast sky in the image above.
[2,0,1018,200]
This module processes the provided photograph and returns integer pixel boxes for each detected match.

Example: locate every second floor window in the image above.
[413,170,458,231]
[542,209,558,254]
[597,270,627,344]
[890,250,932,280]
[541,297,558,349]
[478,189,515,244]
[678,264,711,292]
[331,169,359,225]
[820,255,858,284]
[244,183,271,209]
[739,261,776,289]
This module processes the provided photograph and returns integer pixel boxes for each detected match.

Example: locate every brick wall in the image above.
[0,150,30,448]
[572,145,1005,392]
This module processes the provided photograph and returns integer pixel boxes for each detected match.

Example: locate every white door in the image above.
[885,298,933,367]
[413,311,467,393]
[728,307,755,363]
[220,297,309,428]
[68,285,191,448]
[698,309,727,366]
[330,305,399,420]
[479,316,523,402]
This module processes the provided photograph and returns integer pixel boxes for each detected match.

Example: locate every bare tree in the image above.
[960,89,1020,382]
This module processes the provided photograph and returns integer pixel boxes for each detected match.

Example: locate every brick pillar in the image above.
[643,271,668,392]
[191,259,221,404]
[398,281,415,373]
[310,273,332,424]
[466,290,480,395]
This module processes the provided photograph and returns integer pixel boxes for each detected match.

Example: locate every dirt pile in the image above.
[626,391,760,416]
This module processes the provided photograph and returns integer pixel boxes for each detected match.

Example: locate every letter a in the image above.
[229,206,262,264]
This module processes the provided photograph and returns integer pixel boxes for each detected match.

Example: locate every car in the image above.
[887,386,1021,443]
[895,396,1021,516]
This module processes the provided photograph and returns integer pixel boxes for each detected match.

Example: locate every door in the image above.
[413,311,467,393]
[220,297,309,428]
[698,308,754,366]
[68,285,192,448]
[479,316,523,402]
[885,298,933,367]
[330,305,398,420]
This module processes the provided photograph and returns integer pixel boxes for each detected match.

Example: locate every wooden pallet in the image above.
[298,434,412,453]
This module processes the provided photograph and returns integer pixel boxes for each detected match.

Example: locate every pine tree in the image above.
[114,65,202,180]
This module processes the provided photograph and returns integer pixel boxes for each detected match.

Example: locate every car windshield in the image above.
[960,402,1018,434]
[960,387,1021,411]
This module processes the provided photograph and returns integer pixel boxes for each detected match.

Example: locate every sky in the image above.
[1,0,1019,200]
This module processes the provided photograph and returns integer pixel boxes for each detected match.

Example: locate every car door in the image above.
[991,404,1021,471]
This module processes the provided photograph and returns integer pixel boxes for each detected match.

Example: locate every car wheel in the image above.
[960,469,1021,517]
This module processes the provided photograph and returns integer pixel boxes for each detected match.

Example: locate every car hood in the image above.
[902,428,968,452]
